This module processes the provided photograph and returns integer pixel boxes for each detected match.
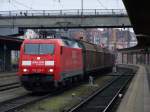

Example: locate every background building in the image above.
[22,28,137,50]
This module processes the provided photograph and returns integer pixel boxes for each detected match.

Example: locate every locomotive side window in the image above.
[62,39,81,48]
[24,44,54,54]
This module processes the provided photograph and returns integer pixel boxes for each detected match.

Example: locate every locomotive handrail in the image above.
[0,9,127,17]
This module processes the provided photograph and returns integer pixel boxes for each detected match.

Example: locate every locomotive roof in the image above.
[23,38,63,45]
[22,38,82,48]
[24,38,58,42]
[23,38,112,53]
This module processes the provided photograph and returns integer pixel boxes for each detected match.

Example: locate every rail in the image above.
[0,82,20,92]
[0,9,127,17]
[67,70,134,112]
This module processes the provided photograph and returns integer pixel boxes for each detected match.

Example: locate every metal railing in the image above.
[0,9,127,17]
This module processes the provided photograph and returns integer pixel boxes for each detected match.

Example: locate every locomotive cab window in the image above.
[24,44,54,54]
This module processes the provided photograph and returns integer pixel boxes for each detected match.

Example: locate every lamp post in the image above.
[3,44,7,71]
[81,0,83,15]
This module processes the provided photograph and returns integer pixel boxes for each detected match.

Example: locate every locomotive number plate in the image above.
[32,68,44,73]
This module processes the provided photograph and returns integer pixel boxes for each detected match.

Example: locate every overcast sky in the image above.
[0,0,125,11]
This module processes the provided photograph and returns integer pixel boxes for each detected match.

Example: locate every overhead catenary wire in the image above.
[53,0,61,3]
[96,0,108,9]
[11,1,21,10]
[53,0,63,9]
[116,0,120,9]
[10,0,33,10]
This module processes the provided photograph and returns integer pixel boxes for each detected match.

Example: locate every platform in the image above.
[117,65,150,112]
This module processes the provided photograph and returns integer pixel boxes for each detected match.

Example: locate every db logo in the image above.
[32,61,44,65]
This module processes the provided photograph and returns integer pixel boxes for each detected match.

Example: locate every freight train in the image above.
[18,37,115,92]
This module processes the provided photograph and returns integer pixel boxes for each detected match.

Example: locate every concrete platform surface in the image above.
[117,65,150,112]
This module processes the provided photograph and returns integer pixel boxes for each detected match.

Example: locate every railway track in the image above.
[67,70,134,112]
[0,73,17,78]
[0,93,53,112]
[0,73,20,91]
[0,69,135,112]
[0,83,74,112]
[0,82,21,92]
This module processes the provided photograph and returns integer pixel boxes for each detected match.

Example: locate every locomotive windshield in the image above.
[24,44,54,54]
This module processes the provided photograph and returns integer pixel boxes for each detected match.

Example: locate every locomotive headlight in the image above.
[49,69,54,72]
[22,61,31,66]
[23,68,28,72]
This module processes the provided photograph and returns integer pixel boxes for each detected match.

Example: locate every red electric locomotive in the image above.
[18,37,115,92]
